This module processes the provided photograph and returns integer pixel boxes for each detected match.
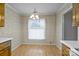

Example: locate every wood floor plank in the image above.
[12,44,61,56]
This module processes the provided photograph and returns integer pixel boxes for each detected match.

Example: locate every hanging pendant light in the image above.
[30,8,39,20]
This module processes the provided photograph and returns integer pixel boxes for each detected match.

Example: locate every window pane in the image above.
[28,19,45,40]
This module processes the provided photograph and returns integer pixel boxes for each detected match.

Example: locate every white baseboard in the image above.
[11,43,22,51]
[22,43,56,46]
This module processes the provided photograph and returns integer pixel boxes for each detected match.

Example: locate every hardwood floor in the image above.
[12,44,61,56]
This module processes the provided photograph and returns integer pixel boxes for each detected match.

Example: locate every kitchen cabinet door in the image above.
[0,3,5,27]
[62,44,70,56]
[0,40,11,56]
[75,4,79,26]
[73,3,79,26]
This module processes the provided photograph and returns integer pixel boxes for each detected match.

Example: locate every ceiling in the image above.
[8,3,64,15]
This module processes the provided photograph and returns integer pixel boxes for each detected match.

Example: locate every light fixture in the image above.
[30,8,39,20]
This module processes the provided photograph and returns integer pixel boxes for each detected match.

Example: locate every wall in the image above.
[21,15,56,45]
[0,4,22,51]
[78,27,79,42]
[56,3,72,49]
[64,10,77,41]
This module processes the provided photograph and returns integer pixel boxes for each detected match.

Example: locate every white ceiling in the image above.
[8,3,64,15]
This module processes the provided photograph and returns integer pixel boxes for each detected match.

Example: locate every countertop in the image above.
[60,40,79,56]
[0,37,12,43]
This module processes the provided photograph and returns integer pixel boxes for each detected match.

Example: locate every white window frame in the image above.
[28,19,46,40]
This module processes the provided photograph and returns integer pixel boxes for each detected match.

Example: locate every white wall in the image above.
[0,4,22,51]
[78,27,79,41]
[56,3,72,49]
[21,15,56,45]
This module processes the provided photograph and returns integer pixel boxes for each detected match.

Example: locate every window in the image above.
[28,19,45,40]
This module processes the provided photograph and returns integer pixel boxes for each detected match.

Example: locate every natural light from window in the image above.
[28,19,45,40]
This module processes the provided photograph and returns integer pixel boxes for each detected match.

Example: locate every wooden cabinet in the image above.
[0,40,11,56]
[0,3,5,27]
[72,3,79,26]
[62,44,70,56]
